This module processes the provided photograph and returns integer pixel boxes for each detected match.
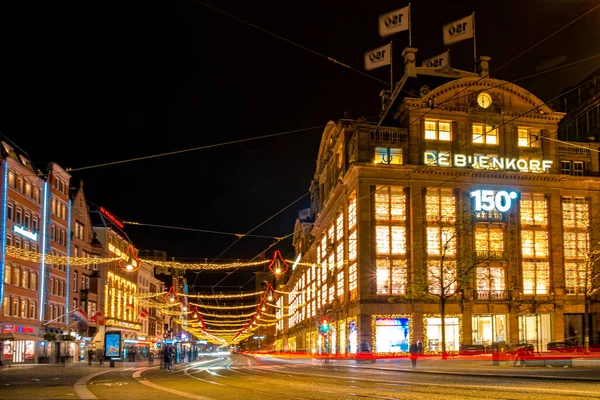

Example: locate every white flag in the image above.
[422,51,449,68]
[364,43,391,71]
[378,6,409,38]
[443,14,474,45]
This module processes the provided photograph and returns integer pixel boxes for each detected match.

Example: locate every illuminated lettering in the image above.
[13,226,37,241]
[454,154,467,167]
[99,206,124,229]
[470,190,519,212]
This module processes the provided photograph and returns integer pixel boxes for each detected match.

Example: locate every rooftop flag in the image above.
[378,5,410,38]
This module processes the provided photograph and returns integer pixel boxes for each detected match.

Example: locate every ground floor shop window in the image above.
[338,321,346,355]
[373,315,410,353]
[348,319,357,353]
[288,336,296,352]
[424,315,461,353]
[518,313,551,351]
[472,314,506,345]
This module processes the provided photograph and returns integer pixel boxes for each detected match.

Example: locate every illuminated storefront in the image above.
[424,316,461,353]
[472,315,506,345]
[373,315,410,353]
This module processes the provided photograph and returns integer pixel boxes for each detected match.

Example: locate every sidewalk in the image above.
[329,354,600,381]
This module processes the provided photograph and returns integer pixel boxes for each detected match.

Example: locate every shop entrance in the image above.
[518,314,551,351]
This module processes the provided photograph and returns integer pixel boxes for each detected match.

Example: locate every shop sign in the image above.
[13,225,38,241]
[137,336,146,341]
[375,318,407,326]
[424,151,552,173]
[2,324,34,334]
[470,190,519,213]
[99,206,124,229]
[105,318,141,331]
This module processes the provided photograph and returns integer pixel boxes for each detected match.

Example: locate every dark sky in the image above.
[1,0,599,291]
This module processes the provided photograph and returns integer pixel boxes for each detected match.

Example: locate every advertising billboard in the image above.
[104,331,121,358]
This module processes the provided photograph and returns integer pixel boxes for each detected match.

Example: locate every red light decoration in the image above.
[118,245,142,272]
[268,250,289,275]
[164,286,179,303]
[99,206,125,229]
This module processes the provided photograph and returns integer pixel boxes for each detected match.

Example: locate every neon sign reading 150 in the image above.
[470,190,519,213]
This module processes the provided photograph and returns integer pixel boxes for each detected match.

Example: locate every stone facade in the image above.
[281,51,600,355]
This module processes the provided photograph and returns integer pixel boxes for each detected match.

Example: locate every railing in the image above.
[558,144,590,155]
[475,250,505,259]
[367,127,408,143]
[474,290,511,301]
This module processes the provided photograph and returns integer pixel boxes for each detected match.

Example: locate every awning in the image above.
[0,332,45,342]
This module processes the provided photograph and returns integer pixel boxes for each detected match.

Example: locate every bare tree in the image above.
[414,212,486,359]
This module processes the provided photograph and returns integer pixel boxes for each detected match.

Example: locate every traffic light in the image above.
[318,317,330,335]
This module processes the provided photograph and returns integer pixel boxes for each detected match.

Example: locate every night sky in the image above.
[1,0,599,291]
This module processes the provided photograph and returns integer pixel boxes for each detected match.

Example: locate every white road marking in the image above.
[132,368,216,399]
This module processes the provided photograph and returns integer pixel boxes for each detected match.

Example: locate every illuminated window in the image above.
[376,258,407,295]
[337,270,345,299]
[426,188,455,223]
[561,161,585,176]
[472,123,498,144]
[348,231,357,261]
[564,232,588,259]
[522,261,549,294]
[475,226,504,258]
[565,262,590,295]
[518,127,541,148]
[476,267,505,292]
[562,197,588,229]
[348,262,357,301]
[427,227,456,256]
[348,192,357,230]
[427,259,456,295]
[520,193,547,226]
[374,147,403,164]
[521,230,548,258]
[425,120,452,141]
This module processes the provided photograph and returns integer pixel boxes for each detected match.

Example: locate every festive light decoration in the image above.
[268,250,289,275]
[371,314,412,356]
[140,258,270,270]
[165,286,179,303]
[6,246,119,265]
[118,245,141,272]
[188,302,259,310]
[422,313,463,356]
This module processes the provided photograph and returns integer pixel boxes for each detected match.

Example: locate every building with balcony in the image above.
[279,48,600,356]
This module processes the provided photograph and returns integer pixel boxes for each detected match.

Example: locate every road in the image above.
[1,354,599,400]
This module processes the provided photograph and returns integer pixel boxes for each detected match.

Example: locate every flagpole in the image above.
[472,12,477,73]
[390,41,394,91]
[408,3,412,47]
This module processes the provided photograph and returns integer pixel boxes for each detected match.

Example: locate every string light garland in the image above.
[140,258,270,270]
[189,302,260,310]
[6,246,119,265]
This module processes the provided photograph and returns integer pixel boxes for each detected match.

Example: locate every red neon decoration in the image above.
[164,286,179,303]
[118,245,142,272]
[268,250,289,275]
[99,206,124,229]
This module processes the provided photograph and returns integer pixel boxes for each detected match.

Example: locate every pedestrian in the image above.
[163,346,172,371]
[409,341,419,368]
[513,346,525,367]
[88,348,93,366]
[99,353,104,366]
[416,338,423,354]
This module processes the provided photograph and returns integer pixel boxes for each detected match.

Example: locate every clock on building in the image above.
[477,92,492,109]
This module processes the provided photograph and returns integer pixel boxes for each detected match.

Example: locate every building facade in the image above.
[280,49,600,356]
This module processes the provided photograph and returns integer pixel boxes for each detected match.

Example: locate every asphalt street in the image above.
[1,354,600,400]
